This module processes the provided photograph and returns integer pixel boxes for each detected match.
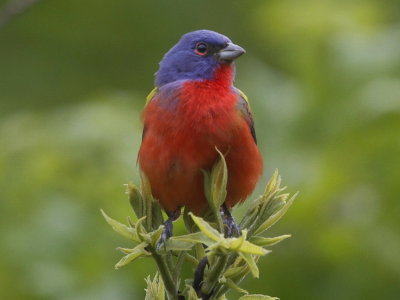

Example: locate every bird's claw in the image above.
[156,209,181,251]
[156,219,173,251]
[221,204,241,238]
[224,217,241,237]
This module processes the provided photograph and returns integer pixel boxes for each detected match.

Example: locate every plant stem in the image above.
[150,249,178,300]
[172,251,185,283]
[200,254,228,296]
[215,212,224,233]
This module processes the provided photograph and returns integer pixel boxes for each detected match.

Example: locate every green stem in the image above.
[150,249,178,300]
[200,254,228,296]
[215,211,224,233]
[172,251,185,283]
[211,253,238,298]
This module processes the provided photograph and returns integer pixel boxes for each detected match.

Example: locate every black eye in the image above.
[195,42,208,55]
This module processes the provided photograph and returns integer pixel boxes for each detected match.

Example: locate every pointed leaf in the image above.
[165,239,195,251]
[151,199,164,229]
[254,192,297,235]
[223,265,249,279]
[185,285,201,300]
[250,235,291,247]
[115,242,150,269]
[101,209,139,242]
[236,240,270,255]
[264,169,280,195]
[170,231,215,246]
[263,197,286,218]
[239,295,279,300]
[117,247,137,254]
[190,213,221,242]
[127,182,144,218]
[238,252,259,278]
[223,278,248,294]
[227,229,247,250]
[140,171,153,230]
[135,216,148,242]
[145,273,165,300]
[202,169,211,204]
[149,225,164,246]
[210,148,228,210]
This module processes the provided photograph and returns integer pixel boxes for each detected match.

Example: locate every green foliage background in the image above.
[1,0,400,299]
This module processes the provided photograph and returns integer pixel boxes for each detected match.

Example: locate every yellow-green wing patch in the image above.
[145,87,158,106]
[235,88,257,144]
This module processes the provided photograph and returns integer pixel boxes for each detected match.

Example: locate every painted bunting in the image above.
[138,30,262,237]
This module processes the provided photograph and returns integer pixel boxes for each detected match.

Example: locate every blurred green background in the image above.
[1,0,400,299]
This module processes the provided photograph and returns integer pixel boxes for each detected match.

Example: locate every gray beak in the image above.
[218,42,246,63]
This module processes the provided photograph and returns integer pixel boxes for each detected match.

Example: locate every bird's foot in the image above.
[221,204,241,238]
[156,209,181,251]
[156,218,173,251]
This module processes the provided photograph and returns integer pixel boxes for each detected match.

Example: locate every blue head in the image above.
[155,30,245,87]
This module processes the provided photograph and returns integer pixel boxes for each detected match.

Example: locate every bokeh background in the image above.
[1,0,400,299]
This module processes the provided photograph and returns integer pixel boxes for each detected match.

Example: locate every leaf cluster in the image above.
[102,150,296,299]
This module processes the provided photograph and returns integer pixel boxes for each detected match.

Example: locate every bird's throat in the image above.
[212,64,234,87]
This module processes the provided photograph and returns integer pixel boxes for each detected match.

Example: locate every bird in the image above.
[138,30,263,239]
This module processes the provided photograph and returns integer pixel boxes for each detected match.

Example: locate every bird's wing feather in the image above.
[145,87,158,106]
[235,88,257,144]
[142,88,159,140]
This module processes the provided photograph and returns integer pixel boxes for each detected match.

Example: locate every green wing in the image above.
[235,88,257,144]
[141,87,158,141]
[145,87,158,106]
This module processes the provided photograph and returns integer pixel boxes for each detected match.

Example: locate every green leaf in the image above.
[225,230,269,255]
[115,242,150,269]
[101,209,139,242]
[183,207,198,233]
[189,213,221,242]
[145,273,165,300]
[249,235,291,247]
[127,182,144,218]
[264,169,280,196]
[140,171,153,230]
[263,196,287,218]
[222,277,248,294]
[149,225,164,246]
[202,169,211,205]
[238,252,259,278]
[165,239,195,251]
[254,192,297,235]
[239,295,279,300]
[223,264,249,279]
[231,240,270,255]
[135,216,149,242]
[169,231,215,246]
[210,148,228,210]
[227,229,247,250]
[184,285,201,300]
[151,199,164,229]
[117,247,138,254]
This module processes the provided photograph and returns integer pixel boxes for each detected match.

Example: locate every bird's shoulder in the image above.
[145,80,187,109]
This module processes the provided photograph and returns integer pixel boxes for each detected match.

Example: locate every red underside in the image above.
[138,65,263,215]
